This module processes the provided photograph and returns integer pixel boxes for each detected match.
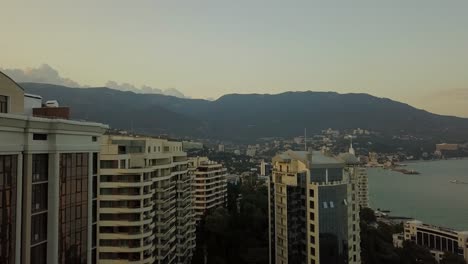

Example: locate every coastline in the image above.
[367,160,468,231]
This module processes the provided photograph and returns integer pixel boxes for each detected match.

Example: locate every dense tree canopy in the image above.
[192,182,269,264]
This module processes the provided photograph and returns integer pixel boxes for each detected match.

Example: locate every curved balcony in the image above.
[100,256,155,264]
[100,217,152,227]
[99,241,154,254]
[100,228,154,240]
[100,192,154,201]
[100,181,153,188]
[100,204,153,214]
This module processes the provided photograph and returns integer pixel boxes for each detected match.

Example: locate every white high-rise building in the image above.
[260,160,267,176]
[188,157,227,222]
[98,135,196,264]
[0,71,108,264]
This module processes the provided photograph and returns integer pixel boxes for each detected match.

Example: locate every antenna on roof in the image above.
[349,136,355,155]
[304,128,307,151]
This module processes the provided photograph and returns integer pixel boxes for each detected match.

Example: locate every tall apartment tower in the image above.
[188,157,227,222]
[98,135,196,264]
[355,167,368,209]
[0,71,108,264]
[338,152,369,210]
[268,149,361,264]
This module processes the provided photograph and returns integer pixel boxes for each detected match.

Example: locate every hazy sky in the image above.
[2,0,468,117]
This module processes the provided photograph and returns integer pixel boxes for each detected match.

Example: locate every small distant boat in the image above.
[392,168,420,175]
[449,180,468,184]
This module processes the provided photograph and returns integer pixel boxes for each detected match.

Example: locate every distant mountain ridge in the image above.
[21,82,468,141]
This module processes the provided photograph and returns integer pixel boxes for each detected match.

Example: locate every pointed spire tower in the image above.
[349,136,355,155]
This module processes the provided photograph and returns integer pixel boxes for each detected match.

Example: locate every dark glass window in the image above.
[31,183,48,213]
[92,176,97,199]
[30,243,47,264]
[0,95,8,113]
[31,213,47,244]
[92,249,96,264]
[32,154,48,182]
[92,153,98,174]
[33,134,48,141]
[92,200,97,223]
[59,153,89,264]
[0,155,17,264]
[92,224,97,248]
[100,160,118,169]
[309,189,314,197]
[423,233,429,247]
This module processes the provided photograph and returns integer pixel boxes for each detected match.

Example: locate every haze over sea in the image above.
[368,159,468,231]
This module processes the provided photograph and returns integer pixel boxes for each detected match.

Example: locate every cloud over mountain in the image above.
[1,64,187,98]
[1,64,82,88]
[105,81,187,98]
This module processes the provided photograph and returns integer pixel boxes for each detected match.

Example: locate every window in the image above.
[31,213,47,244]
[92,153,98,174]
[100,160,118,169]
[33,133,48,141]
[32,183,48,213]
[0,155,18,264]
[309,201,314,209]
[309,189,314,197]
[92,176,97,199]
[92,136,97,142]
[59,153,89,263]
[309,212,315,221]
[32,154,48,182]
[31,243,47,264]
[0,95,8,113]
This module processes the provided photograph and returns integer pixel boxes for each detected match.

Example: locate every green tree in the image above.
[360,207,376,223]
[441,252,467,264]
[397,241,437,264]
[194,181,269,264]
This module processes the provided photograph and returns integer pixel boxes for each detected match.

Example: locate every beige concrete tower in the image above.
[268,149,361,264]
[188,157,227,222]
[98,135,196,264]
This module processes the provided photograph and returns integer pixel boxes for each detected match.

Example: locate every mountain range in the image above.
[21,82,468,142]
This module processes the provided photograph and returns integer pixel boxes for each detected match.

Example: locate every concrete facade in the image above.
[188,157,227,222]
[268,149,361,264]
[98,135,196,264]
[1,73,108,264]
[0,72,25,114]
[401,220,468,263]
